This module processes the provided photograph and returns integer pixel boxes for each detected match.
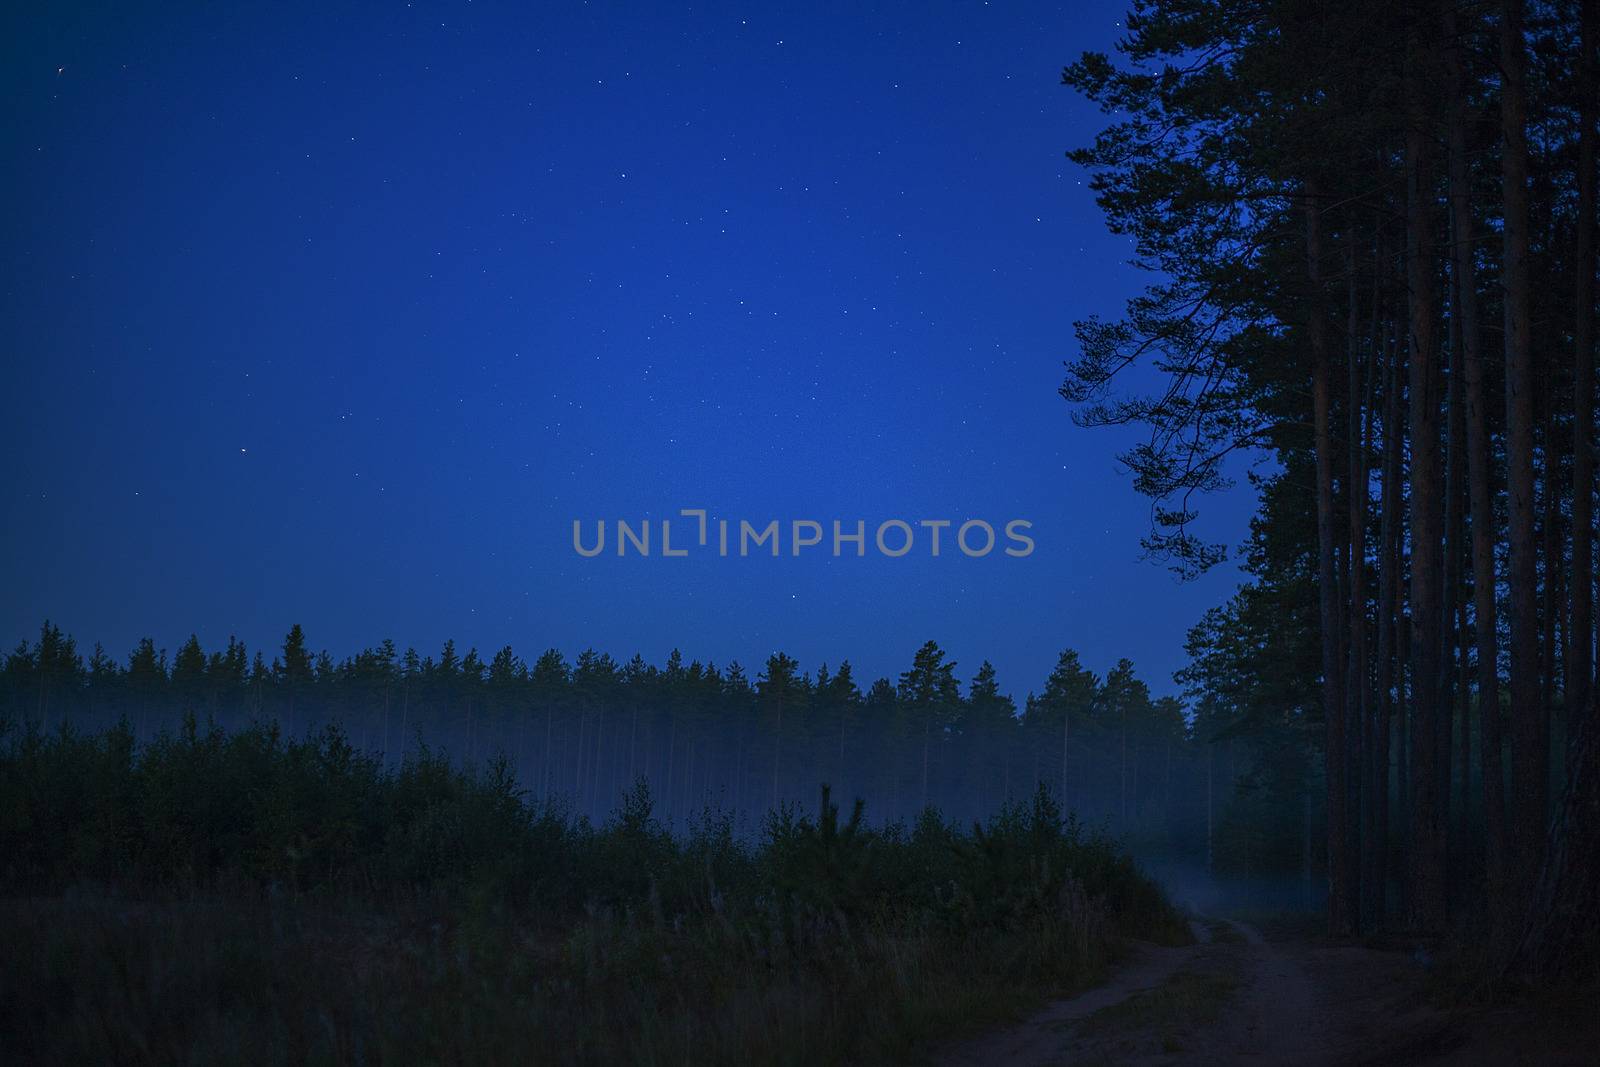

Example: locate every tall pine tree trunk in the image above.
[1501,0,1548,906]
[1405,23,1447,929]
[1439,269,1466,888]
[1572,0,1597,764]
[1541,393,1563,743]
[1307,185,1356,936]
[1373,319,1403,927]
[1459,585,1473,862]
[1447,2,1507,901]
[1347,230,1371,927]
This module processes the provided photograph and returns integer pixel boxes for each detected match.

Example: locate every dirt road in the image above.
[933,917,1594,1066]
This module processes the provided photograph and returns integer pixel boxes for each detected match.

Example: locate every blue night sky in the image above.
[2,1,1256,699]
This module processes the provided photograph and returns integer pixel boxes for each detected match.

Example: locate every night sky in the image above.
[3,1,1256,699]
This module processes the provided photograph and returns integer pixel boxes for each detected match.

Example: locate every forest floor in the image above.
[932,913,1600,1066]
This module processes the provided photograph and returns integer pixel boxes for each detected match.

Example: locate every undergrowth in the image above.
[0,716,1186,1065]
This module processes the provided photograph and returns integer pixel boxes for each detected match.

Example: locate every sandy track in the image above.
[934,933,1209,1067]
[932,918,1458,1067]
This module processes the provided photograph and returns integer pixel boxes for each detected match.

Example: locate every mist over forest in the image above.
[6,624,1279,892]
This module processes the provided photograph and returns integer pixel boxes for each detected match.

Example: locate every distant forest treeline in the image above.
[1,621,1291,879]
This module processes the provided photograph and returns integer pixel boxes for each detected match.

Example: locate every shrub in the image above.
[0,720,1186,1064]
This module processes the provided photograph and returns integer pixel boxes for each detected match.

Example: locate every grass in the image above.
[0,886,1107,1065]
[0,716,1187,1065]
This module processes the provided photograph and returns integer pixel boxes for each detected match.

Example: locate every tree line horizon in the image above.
[4,619,1273,877]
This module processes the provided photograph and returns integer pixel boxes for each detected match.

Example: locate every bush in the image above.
[0,720,1186,1064]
